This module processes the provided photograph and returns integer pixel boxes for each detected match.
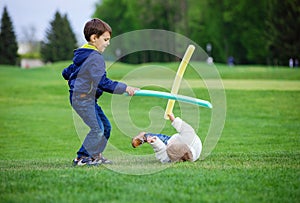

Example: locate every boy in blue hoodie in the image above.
[62,18,139,166]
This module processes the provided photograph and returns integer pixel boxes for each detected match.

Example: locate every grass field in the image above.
[0,62,299,203]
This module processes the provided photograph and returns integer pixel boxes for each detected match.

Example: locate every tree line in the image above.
[94,0,299,65]
[0,6,18,65]
[0,0,299,66]
[0,6,77,66]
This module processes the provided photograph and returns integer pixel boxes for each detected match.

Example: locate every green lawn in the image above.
[0,62,299,203]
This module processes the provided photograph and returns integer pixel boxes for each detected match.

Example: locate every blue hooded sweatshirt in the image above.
[62,47,127,100]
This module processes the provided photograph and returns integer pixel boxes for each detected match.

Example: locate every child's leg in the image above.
[96,105,111,153]
[145,133,171,145]
[77,145,89,158]
[73,98,103,158]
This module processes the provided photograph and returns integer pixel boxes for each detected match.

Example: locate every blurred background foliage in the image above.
[93,0,300,65]
[0,0,299,65]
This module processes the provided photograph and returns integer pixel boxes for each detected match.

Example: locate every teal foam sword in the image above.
[125,89,212,109]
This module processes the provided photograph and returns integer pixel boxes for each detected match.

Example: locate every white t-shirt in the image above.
[150,117,202,163]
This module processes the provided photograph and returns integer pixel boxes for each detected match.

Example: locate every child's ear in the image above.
[89,34,97,42]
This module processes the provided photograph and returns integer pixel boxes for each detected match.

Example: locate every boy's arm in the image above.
[171,117,194,134]
[88,54,138,95]
[149,137,170,163]
[62,64,76,80]
[87,53,127,94]
[171,116,197,144]
[98,75,138,95]
[168,114,194,134]
[98,73,127,94]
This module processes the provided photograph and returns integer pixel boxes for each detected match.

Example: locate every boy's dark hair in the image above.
[84,18,112,42]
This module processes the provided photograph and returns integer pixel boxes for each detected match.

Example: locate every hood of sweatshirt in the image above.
[62,48,96,81]
[73,48,95,66]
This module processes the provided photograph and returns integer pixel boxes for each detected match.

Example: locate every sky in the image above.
[0,0,99,44]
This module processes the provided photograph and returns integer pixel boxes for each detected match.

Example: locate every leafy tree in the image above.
[41,11,77,62]
[265,0,300,65]
[94,0,184,63]
[93,0,137,63]
[93,0,297,65]
[187,0,208,49]
[0,6,18,65]
[131,0,183,62]
[197,0,227,62]
[231,0,268,64]
[189,0,268,64]
[94,0,136,36]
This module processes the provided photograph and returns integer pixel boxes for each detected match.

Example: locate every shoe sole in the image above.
[73,158,90,166]
[77,160,87,166]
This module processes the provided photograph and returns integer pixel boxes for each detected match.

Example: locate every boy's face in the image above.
[91,31,111,53]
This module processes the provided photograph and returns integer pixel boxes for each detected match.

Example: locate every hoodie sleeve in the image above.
[98,73,127,94]
[62,64,76,80]
[172,117,198,145]
[88,53,127,94]
[150,137,170,163]
[172,117,195,134]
